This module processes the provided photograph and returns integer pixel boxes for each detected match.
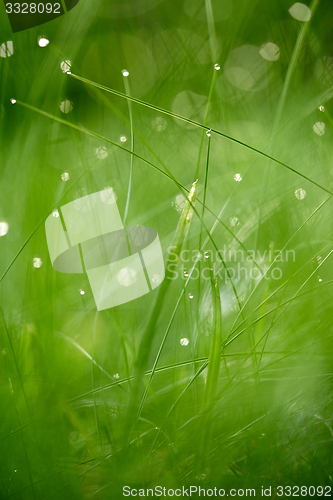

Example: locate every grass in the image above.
[0,0,333,498]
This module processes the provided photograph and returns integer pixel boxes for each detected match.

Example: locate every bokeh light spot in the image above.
[289,3,311,22]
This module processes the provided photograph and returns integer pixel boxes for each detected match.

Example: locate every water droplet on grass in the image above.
[294,188,306,200]
[0,222,9,236]
[180,338,189,346]
[96,146,108,159]
[206,129,211,137]
[214,63,220,70]
[33,258,42,269]
[61,172,70,182]
[122,69,129,77]
[234,173,242,182]
[60,60,71,73]
[38,37,49,47]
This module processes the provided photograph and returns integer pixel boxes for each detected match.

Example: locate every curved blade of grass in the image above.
[123,180,198,447]
[68,72,333,196]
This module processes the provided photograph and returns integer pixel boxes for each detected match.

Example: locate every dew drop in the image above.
[318,278,323,282]
[319,105,325,112]
[52,210,59,218]
[0,222,9,236]
[10,99,16,104]
[96,146,108,159]
[33,258,42,269]
[184,271,189,278]
[214,63,221,70]
[152,274,161,285]
[122,69,129,77]
[294,188,306,200]
[188,293,194,299]
[79,289,85,295]
[38,37,49,47]
[229,216,239,227]
[206,129,211,137]
[180,338,189,346]
[0,41,14,58]
[117,267,137,287]
[120,135,127,143]
[60,60,71,73]
[204,252,209,259]
[113,373,120,380]
[234,173,242,182]
[61,172,70,182]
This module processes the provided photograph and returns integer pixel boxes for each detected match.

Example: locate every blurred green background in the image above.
[0,0,333,498]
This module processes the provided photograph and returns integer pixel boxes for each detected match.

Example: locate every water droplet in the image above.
[294,188,306,200]
[234,173,242,182]
[96,146,108,159]
[79,289,85,295]
[14,470,17,473]
[184,271,189,278]
[0,222,9,236]
[0,41,14,58]
[319,105,325,112]
[188,293,194,299]
[60,99,73,114]
[122,69,129,77]
[152,274,161,285]
[180,338,189,346]
[117,267,137,287]
[204,252,209,259]
[60,60,71,73]
[318,278,323,282]
[61,172,70,182]
[206,129,211,137]
[313,121,325,135]
[10,99,16,104]
[52,210,59,218]
[114,373,120,380]
[33,258,42,269]
[120,135,127,143]
[214,63,220,70]
[229,216,239,227]
[38,37,49,47]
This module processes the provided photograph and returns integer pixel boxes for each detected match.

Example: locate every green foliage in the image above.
[0,0,333,498]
